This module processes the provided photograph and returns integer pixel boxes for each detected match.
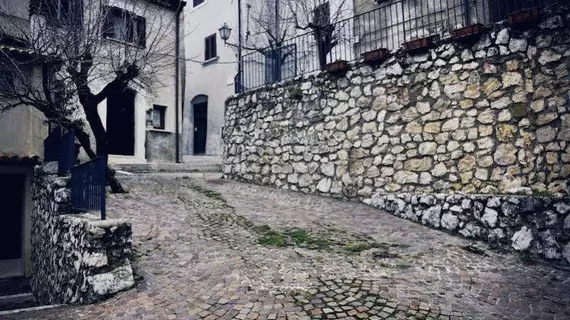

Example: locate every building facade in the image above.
[0,0,185,281]
[184,0,353,157]
[183,0,239,157]
[0,0,46,279]
[91,0,186,164]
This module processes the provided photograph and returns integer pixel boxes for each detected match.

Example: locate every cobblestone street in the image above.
[7,175,570,320]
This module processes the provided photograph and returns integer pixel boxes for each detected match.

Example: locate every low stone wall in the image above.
[31,163,134,305]
[365,193,570,265]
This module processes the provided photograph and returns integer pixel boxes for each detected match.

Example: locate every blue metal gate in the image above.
[70,156,107,220]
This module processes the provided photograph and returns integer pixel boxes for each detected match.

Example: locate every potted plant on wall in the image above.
[402,35,439,53]
[326,60,349,75]
[450,23,485,42]
[362,48,390,65]
[507,7,541,28]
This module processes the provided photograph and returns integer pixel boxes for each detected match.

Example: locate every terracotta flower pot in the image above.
[362,48,390,64]
[507,7,541,28]
[450,23,485,41]
[402,35,439,53]
[326,60,349,74]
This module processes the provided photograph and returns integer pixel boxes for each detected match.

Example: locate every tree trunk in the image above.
[80,102,127,193]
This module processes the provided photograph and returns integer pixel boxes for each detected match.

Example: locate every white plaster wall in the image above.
[184,0,238,156]
[83,0,181,164]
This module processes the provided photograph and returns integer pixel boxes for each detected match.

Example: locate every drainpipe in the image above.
[237,0,243,92]
[175,2,184,163]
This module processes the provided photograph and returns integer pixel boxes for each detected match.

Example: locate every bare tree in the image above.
[287,0,351,70]
[242,0,351,80]
[0,0,183,192]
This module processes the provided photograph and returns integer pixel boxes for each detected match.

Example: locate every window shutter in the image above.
[211,34,217,58]
[137,16,146,47]
[126,13,134,43]
[103,6,114,38]
[205,35,216,60]
[204,37,210,60]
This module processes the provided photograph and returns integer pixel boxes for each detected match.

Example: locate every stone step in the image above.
[0,277,37,312]
[0,293,37,312]
[113,162,221,174]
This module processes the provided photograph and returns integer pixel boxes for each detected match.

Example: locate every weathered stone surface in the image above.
[316,178,332,193]
[320,163,335,177]
[421,205,441,228]
[494,144,517,165]
[538,50,562,65]
[536,126,557,143]
[481,208,498,227]
[502,72,523,88]
[404,158,433,172]
[442,118,460,132]
[419,142,437,155]
[441,212,459,230]
[483,78,501,96]
[458,155,476,172]
[496,28,509,44]
[32,165,134,305]
[511,226,533,251]
[394,171,419,184]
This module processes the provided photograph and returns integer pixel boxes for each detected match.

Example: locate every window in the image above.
[313,1,331,27]
[152,105,166,129]
[103,6,146,47]
[35,0,81,26]
[204,34,217,61]
[193,0,204,7]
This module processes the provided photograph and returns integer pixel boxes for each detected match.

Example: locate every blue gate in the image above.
[43,128,76,174]
[70,156,107,220]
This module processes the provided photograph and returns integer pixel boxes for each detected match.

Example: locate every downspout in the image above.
[238,0,243,93]
[175,2,184,163]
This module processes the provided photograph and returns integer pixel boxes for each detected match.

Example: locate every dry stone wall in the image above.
[223,8,570,265]
[31,163,134,305]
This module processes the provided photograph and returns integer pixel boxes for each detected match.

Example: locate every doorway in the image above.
[192,95,208,154]
[107,89,136,156]
[0,174,24,278]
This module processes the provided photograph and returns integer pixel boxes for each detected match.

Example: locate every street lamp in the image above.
[218,23,232,44]
[219,22,244,93]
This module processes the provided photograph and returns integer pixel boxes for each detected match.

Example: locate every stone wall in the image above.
[31,163,135,305]
[223,8,570,265]
[366,193,570,265]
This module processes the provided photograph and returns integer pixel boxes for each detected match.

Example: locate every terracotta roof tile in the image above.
[0,152,41,165]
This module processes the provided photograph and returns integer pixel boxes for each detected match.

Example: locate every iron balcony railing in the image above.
[238,0,559,93]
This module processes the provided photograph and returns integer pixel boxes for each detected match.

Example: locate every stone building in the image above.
[0,0,183,306]
[0,0,48,281]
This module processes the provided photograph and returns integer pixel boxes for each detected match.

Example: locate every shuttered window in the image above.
[204,34,217,61]
[103,6,146,47]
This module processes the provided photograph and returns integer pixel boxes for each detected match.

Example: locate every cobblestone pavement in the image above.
[7,176,570,320]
